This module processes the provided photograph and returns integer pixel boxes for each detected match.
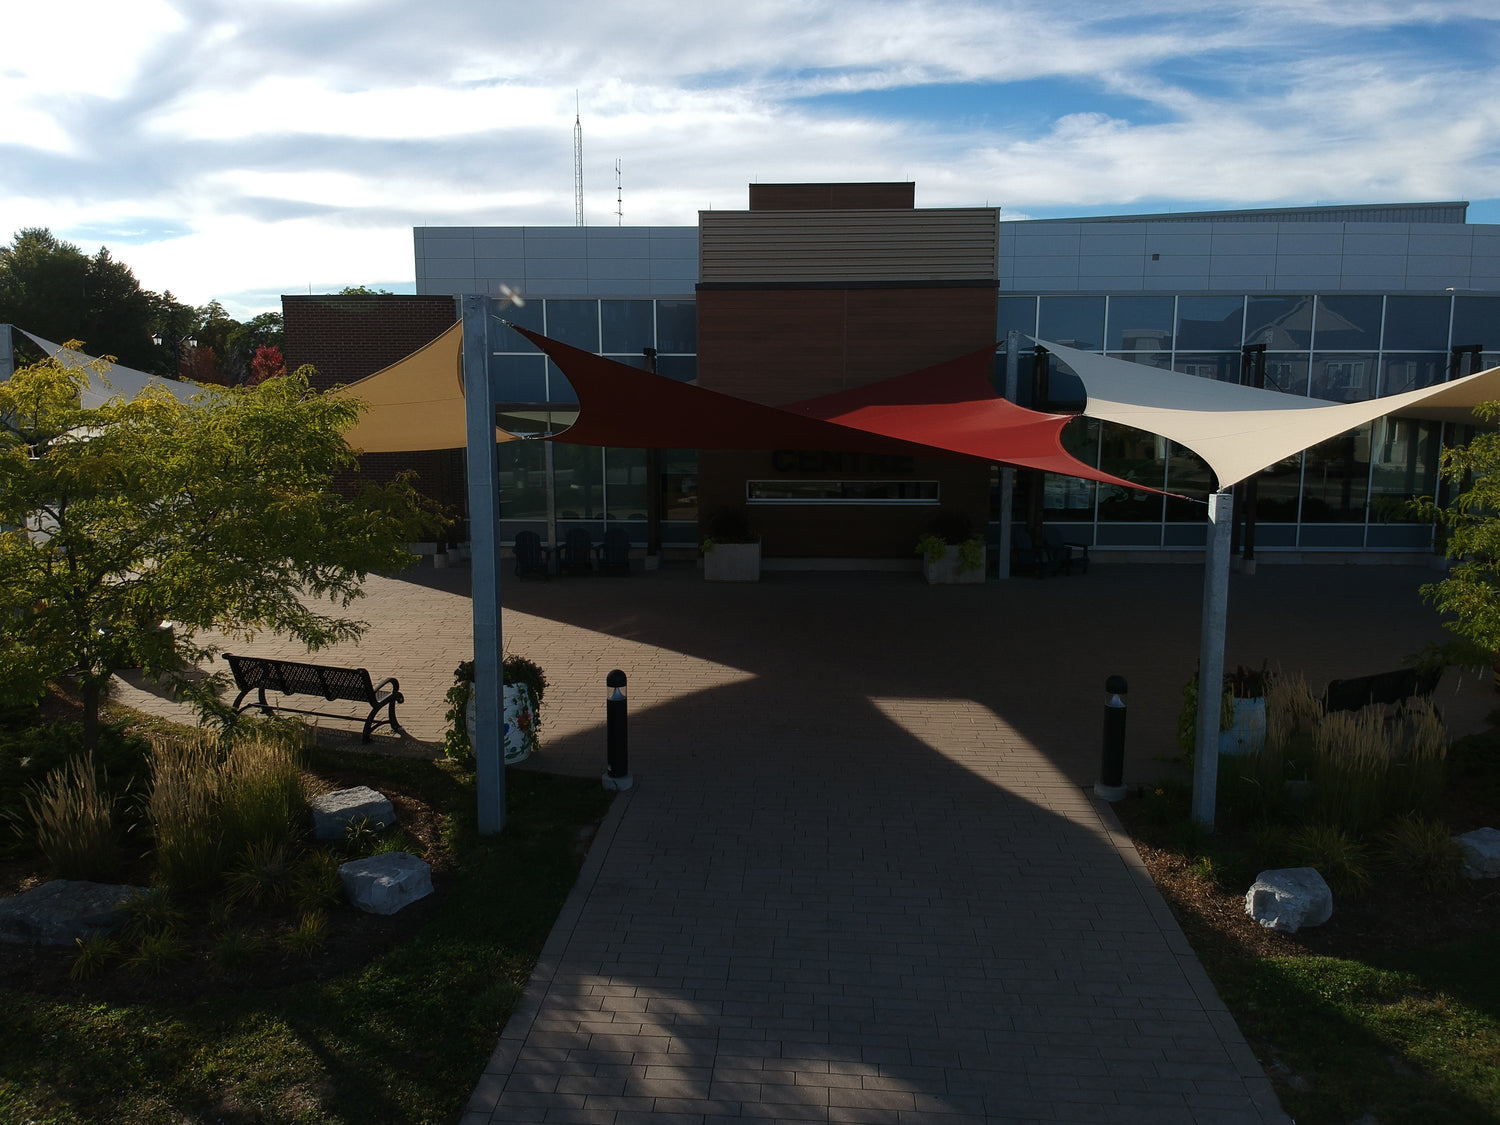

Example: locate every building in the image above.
[332,185,1500,565]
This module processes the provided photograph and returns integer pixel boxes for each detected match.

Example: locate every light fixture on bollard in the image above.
[603,669,632,791]
[1095,674,1128,801]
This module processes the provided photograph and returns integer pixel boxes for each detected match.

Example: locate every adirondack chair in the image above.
[558,527,594,574]
[1043,527,1091,575]
[513,530,549,579]
[596,526,631,575]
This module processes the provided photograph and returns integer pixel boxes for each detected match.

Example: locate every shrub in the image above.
[1378,815,1466,893]
[285,910,329,958]
[1286,823,1372,897]
[69,933,120,981]
[211,927,268,973]
[122,886,185,941]
[21,754,119,880]
[147,735,223,890]
[219,730,304,855]
[224,841,297,908]
[1310,701,1448,834]
[125,930,188,975]
[289,850,344,913]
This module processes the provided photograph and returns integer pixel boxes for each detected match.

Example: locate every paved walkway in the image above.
[116,561,1493,1123]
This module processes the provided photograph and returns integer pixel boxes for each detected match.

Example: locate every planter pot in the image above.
[923,544,986,584]
[1219,696,1267,756]
[464,683,538,764]
[705,540,761,582]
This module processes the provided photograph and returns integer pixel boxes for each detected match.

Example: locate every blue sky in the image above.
[2,0,1497,318]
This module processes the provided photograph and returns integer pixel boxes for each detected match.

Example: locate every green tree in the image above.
[225,312,284,386]
[1414,401,1500,659]
[0,349,437,749]
[0,229,89,350]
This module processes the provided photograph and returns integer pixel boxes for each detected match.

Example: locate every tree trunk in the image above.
[81,678,101,754]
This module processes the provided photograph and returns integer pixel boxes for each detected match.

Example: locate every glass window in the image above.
[997,295,1038,340]
[1380,354,1446,396]
[494,299,543,351]
[604,448,648,520]
[1368,418,1439,523]
[493,354,547,402]
[497,442,548,521]
[1300,424,1371,523]
[1382,296,1450,351]
[657,355,697,384]
[1165,443,1214,519]
[1107,295,1175,352]
[1310,353,1377,402]
[1245,296,1313,350]
[661,449,698,520]
[546,359,579,405]
[1039,351,1087,411]
[1177,296,1244,350]
[1313,295,1382,350]
[1043,417,1099,522]
[1038,296,1105,351]
[544,299,599,351]
[603,354,650,370]
[601,300,654,354]
[1106,351,1173,371]
[746,480,940,503]
[1174,353,1240,383]
[1263,355,1310,397]
[1097,423,1166,521]
[1251,453,1303,521]
[1452,296,1500,351]
[552,444,603,520]
[656,300,696,353]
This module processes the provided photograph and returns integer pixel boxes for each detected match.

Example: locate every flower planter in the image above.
[464,682,538,764]
[922,544,986,584]
[1219,696,1267,756]
[704,540,761,582]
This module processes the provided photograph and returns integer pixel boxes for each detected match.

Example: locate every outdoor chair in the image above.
[596,526,631,575]
[513,531,549,579]
[1043,528,1090,575]
[558,528,594,575]
[1010,527,1053,577]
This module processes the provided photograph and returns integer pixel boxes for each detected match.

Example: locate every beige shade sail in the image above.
[1039,339,1500,489]
[329,321,517,452]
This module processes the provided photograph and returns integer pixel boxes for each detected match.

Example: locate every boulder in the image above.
[311,786,394,840]
[339,852,433,915]
[0,880,148,946]
[1244,867,1333,933]
[1454,827,1500,879]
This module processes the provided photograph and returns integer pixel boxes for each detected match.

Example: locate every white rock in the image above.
[339,853,433,915]
[0,880,148,946]
[311,786,394,840]
[1454,827,1500,879]
[1244,867,1333,933]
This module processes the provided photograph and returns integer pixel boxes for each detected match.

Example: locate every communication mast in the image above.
[615,159,623,225]
[573,94,584,227]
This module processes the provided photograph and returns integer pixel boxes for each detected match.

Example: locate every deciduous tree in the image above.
[0,349,437,748]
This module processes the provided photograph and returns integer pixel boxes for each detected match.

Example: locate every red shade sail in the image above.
[510,325,1156,492]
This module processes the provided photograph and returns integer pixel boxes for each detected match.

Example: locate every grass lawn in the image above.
[1,732,614,1125]
[1116,725,1500,1125]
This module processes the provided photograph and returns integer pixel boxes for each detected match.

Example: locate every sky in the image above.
[3,0,1498,320]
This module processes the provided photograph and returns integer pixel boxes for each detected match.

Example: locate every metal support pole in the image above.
[603,669,632,791]
[1192,490,1234,829]
[0,324,14,382]
[463,295,506,835]
[997,331,1020,579]
[644,348,662,564]
[1095,674,1128,801]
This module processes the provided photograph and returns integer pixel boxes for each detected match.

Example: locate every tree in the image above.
[225,312,284,386]
[338,285,393,296]
[248,344,286,385]
[1413,402,1500,661]
[0,349,438,749]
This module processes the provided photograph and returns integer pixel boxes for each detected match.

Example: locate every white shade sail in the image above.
[1038,339,1500,489]
[13,330,199,406]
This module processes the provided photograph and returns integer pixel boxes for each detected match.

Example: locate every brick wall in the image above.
[282,294,468,529]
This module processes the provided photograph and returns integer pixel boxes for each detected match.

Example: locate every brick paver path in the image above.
[116,561,1488,1123]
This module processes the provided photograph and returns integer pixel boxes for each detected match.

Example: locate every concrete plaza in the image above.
[116,560,1491,1123]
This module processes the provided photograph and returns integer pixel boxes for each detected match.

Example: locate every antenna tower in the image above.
[573,94,585,227]
[615,159,623,225]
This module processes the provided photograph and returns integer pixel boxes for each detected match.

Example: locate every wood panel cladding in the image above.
[697,287,999,405]
[748,183,915,211]
[700,209,999,283]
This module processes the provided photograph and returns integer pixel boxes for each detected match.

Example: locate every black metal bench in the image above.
[224,654,403,742]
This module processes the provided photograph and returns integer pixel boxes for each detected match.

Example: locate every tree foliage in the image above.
[1414,401,1500,657]
[0,349,438,747]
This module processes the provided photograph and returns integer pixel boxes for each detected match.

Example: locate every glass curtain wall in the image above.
[1004,293,1500,551]
[490,296,698,546]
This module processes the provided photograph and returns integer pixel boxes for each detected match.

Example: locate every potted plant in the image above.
[916,512,986,584]
[702,508,761,582]
[1177,663,1268,764]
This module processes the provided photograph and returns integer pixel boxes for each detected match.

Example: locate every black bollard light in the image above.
[603,669,632,791]
[1095,674,1128,801]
